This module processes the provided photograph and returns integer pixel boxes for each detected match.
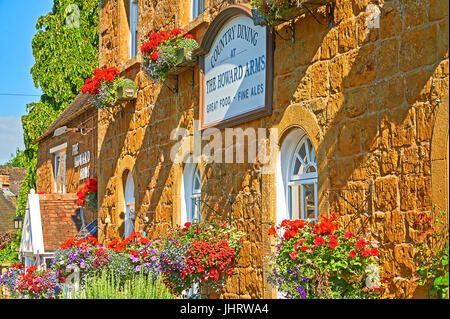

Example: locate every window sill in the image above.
[181,10,211,35]
[118,54,144,74]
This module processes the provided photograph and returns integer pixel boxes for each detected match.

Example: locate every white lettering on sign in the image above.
[72,143,79,156]
[203,15,267,128]
[80,165,90,180]
[74,151,90,168]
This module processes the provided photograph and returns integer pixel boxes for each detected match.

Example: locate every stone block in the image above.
[404,0,428,30]
[337,119,361,157]
[400,25,438,72]
[385,211,405,243]
[376,38,399,80]
[374,177,398,212]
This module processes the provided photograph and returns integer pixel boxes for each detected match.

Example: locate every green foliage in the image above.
[2,149,27,167]
[415,206,449,299]
[0,0,99,261]
[250,0,299,26]
[31,0,99,104]
[65,270,176,299]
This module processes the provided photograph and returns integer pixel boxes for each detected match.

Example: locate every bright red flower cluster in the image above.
[313,213,340,235]
[76,177,98,207]
[14,267,57,298]
[107,231,146,253]
[182,234,236,282]
[60,233,99,250]
[81,67,120,95]
[141,28,195,61]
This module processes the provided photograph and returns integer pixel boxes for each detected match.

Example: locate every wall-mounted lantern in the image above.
[13,215,23,230]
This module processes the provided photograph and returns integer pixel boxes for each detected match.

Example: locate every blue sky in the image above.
[0,0,53,164]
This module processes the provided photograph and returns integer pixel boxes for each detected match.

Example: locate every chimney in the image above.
[0,175,10,189]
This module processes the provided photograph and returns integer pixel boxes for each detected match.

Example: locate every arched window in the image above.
[181,164,201,225]
[287,136,318,220]
[276,129,318,223]
[190,165,201,222]
[124,171,135,238]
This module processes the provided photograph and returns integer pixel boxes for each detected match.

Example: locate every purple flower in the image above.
[296,286,307,299]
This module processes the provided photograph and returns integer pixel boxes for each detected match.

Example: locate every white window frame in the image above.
[190,165,201,222]
[276,130,318,224]
[50,143,67,194]
[124,171,135,239]
[191,0,204,21]
[181,164,201,225]
[286,136,318,220]
[129,0,138,58]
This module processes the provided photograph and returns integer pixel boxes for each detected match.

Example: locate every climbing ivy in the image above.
[0,0,99,262]
[31,0,99,105]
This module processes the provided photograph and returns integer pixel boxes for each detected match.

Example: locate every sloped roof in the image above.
[0,166,27,195]
[33,93,93,144]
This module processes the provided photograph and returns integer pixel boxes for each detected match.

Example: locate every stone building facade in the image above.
[35,94,98,196]
[34,94,98,226]
[88,0,449,299]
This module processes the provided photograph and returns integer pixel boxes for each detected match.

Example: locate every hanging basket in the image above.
[167,48,197,76]
[251,0,332,27]
[116,78,138,101]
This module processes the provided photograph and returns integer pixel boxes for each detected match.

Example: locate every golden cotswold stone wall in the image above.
[97,0,449,298]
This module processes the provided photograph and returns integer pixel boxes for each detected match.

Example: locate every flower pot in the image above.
[168,48,197,76]
[116,78,138,100]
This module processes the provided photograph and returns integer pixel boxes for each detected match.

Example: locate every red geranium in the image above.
[328,237,338,249]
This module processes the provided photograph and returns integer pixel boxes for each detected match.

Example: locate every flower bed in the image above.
[1,220,243,299]
[141,29,199,82]
[265,214,386,299]
[0,263,61,299]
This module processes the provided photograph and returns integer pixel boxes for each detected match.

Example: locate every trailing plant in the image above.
[82,68,124,109]
[76,177,98,209]
[249,0,305,26]
[0,264,61,299]
[0,262,25,298]
[160,219,244,296]
[414,206,449,299]
[265,214,386,299]
[141,29,199,81]
[53,232,165,288]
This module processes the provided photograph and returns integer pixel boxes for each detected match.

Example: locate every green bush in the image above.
[64,270,175,299]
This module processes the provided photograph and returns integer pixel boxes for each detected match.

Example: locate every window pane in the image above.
[302,183,316,219]
[191,197,200,222]
[288,184,301,220]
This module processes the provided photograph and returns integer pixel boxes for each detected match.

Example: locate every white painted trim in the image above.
[49,142,68,154]
[20,189,45,257]
[129,0,138,58]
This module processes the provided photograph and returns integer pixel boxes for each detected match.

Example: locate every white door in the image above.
[124,172,135,238]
